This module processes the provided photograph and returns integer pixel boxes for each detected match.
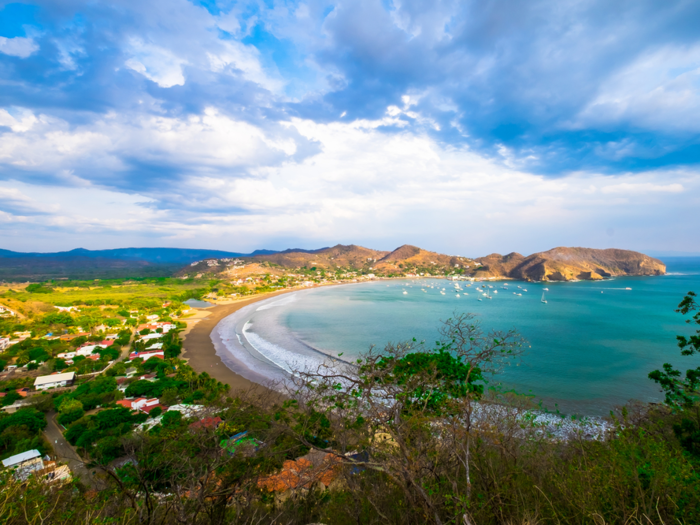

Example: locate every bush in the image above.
[58,408,85,426]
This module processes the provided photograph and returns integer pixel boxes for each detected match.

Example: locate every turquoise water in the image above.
[218,258,700,416]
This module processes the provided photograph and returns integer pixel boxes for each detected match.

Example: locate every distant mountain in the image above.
[0,247,278,281]
[0,247,251,265]
[0,244,667,282]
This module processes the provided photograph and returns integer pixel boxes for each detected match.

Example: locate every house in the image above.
[16,387,30,398]
[57,352,76,360]
[0,305,16,316]
[129,350,164,361]
[55,306,79,312]
[0,337,9,350]
[119,397,164,414]
[1,449,44,480]
[34,372,76,390]
[137,333,163,342]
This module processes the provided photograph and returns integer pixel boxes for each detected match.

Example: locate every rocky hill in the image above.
[178,244,666,282]
[475,247,666,281]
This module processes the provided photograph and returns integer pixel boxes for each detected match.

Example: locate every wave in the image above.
[242,322,332,377]
[665,272,699,276]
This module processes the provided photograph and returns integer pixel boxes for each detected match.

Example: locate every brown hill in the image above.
[476,247,665,281]
[253,244,389,269]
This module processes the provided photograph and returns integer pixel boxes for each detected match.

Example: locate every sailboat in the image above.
[541,292,547,304]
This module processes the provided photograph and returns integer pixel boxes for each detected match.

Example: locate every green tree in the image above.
[649,291,700,458]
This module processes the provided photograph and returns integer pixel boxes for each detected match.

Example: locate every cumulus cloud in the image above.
[0,36,39,58]
[1,0,700,252]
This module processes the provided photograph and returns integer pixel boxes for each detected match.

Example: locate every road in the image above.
[43,411,105,489]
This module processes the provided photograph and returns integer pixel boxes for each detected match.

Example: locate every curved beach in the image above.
[180,290,297,395]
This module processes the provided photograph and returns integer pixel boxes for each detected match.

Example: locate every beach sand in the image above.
[180,290,295,395]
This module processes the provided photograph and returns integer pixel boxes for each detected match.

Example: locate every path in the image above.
[44,411,104,489]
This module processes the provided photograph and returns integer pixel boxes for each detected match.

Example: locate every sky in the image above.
[1,0,699,257]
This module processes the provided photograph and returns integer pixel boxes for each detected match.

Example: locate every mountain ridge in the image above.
[0,245,667,281]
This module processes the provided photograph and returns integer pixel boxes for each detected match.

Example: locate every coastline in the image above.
[180,289,299,395]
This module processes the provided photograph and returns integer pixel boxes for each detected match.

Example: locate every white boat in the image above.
[543,287,549,291]
[541,292,547,304]
[455,294,460,298]
[403,291,408,295]
[478,298,482,301]
[517,293,522,296]
[493,290,498,294]
[625,287,632,290]
[523,289,528,292]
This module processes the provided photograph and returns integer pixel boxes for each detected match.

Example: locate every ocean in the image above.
[212,257,700,416]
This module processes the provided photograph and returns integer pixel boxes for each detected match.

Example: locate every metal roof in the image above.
[33,372,76,387]
[2,449,41,468]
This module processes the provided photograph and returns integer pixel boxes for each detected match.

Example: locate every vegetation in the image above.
[0,286,699,524]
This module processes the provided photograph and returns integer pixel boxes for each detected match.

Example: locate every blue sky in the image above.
[0,0,699,255]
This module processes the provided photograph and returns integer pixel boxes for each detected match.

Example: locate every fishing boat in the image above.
[541,292,547,304]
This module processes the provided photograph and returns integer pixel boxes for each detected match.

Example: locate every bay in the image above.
[218,257,700,416]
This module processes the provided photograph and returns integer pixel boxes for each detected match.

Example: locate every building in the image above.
[34,372,76,390]
[129,350,164,361]
[2,449,43,480]
[117,397,164,414]
[0,337,9,350]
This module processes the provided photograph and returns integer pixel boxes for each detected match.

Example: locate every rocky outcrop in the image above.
[476,247,665,281]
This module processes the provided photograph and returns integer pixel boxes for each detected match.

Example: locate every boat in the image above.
[455,294,460,298]
[523,289,528,292]
[541,292,547,304]
[543,287,549,291]
[478,298,482,301]
[625,287,632,290]
[403,291,407,295]
[493,290,498,294]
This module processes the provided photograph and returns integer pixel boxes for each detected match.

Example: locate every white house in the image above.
[129,350,164,361]
[2,449,43,480]
[0,337,10,350]
[34,372,76,390]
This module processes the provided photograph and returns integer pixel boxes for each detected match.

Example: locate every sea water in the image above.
[214,257,700,416]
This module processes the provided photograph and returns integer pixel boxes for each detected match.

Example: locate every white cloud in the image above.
[1,106,698,254]
[600,182,684,194]
[0,36,39,58]
[575,44,700,132]
[125,39,187,88]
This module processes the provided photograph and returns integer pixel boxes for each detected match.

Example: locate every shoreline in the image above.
[180,288,300,395]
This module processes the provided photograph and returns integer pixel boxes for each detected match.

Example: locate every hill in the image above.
[475,247,666,281]
[0,247,272,281]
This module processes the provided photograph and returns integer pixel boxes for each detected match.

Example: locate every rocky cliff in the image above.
[475,247,665,281]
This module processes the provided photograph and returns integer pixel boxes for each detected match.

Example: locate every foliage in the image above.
[649,291,700,409]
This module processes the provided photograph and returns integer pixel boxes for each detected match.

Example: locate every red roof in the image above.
[116,399,133,408]
[141,403,166,414]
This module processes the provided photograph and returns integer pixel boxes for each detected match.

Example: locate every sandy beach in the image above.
[180,290,296,395]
